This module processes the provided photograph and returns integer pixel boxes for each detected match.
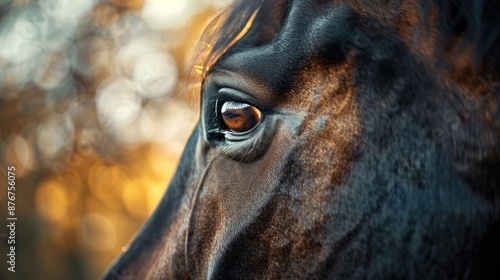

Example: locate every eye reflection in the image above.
[221,101,262,133]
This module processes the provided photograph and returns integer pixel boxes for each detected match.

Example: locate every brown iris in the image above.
[221,101,262,133]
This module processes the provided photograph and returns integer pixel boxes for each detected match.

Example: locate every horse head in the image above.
[103,0,500,278]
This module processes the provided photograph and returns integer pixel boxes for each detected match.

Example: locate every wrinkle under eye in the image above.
[221,101,262,133]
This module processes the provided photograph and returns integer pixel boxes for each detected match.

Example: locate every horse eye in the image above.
[221,101,262,133]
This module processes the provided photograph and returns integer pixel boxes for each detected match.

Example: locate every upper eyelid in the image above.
[217,88,261,107]
[206,69,271,104]
[203,79,267,112]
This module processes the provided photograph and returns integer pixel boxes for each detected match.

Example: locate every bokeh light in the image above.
[0,0,230,279]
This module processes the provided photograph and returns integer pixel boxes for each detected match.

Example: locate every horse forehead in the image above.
[277,0,351,43]
[290,2,353,49]
[217,2,354,97]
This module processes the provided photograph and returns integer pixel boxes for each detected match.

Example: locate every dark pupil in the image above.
[221,101,262,132]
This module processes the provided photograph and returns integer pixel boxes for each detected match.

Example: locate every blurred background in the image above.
[0,0,230,279]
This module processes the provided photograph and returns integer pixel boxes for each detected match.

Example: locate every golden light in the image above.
[88,162,125,200]
[121,179,149,220]
[81,213,118,251]
[35,179,71,225]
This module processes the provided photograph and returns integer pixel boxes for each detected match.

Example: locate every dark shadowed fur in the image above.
[103,0,500,279]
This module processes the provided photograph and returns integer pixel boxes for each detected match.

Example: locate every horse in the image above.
[102,0,500,279]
